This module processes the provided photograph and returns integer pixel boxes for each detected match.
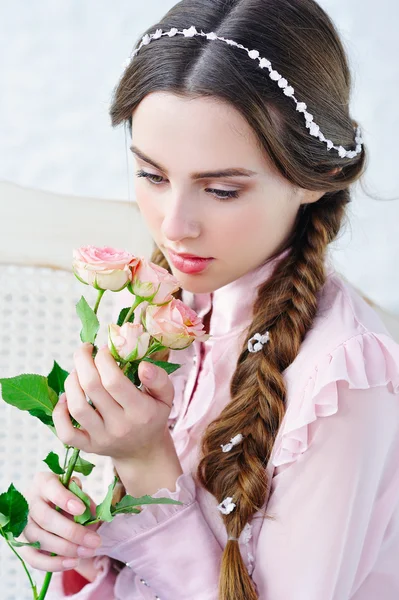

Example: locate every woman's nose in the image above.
[161,194,201,241]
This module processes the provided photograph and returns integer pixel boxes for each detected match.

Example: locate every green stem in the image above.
[0,524,39,599]
[121,296,145,326]
[93,289,105,314]
[62,446,71,471]
[38,448,82,599]
[122,362,130,374]
[61,447,81,486]
[145,341,165,356]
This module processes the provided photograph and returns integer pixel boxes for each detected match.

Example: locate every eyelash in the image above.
[135,169,240,201]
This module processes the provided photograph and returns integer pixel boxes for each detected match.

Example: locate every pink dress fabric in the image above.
[37,247,399,599]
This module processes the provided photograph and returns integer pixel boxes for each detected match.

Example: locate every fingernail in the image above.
[100,344,108,350]
[67,499,85,514]
[58,394,67,404]
[143,364,155,379]
[63,559,79,568]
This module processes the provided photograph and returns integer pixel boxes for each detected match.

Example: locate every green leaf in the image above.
[117,307,135,327]
[4,531,41,549]
[0,374,58,416]
[0,483,29,538]
[142,358,182,375]
[28,409,57,436]
[43,452,65,475]
[68,481,92,525]
[47,361,69,396]
[0,512,10,527]
[76,296,100,344]
[72,456,95,477]
[112,494,183,516]
[95,477,118,523]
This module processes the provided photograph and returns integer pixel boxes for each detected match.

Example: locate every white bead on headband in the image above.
[127,26,363,159]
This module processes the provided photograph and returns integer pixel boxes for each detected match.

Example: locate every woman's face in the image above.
[131,92,322,294]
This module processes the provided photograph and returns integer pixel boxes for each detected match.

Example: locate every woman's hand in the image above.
[18,472,102,575]
[52,343,176,463]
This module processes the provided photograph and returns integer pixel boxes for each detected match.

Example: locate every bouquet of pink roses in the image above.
[0,245,210,600]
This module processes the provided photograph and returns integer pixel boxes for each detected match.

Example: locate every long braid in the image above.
[195,191,350,599]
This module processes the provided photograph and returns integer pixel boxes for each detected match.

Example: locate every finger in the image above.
[74,343,123,421]
[93,344,135,410]
[29,498,102,549]
[18,542,82,572]
[28,472,86,515]
[52,393,92,451]
[138,362,175,408]
[64,369,105,433]
[94,346,135,408]
[23,518,95,559]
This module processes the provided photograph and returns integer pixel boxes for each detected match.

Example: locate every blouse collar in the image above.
[181,247,335,340]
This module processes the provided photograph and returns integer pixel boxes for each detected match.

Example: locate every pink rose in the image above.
[108,322,151,361]
[143,299,210,350]
[72,245,140,292]
[131,258,181,304]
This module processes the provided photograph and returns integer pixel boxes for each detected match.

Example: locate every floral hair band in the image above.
[127,26,363,160]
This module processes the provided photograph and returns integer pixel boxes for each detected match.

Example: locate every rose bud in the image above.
[131,258,181,304]
[108,322,151,362]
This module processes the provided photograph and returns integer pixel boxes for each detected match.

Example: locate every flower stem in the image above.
[122,296,144,326]
[0,524,39,599]
[93,289,105,314]
[38,447,82,599]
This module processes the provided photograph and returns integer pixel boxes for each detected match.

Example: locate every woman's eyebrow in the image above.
[129,145,258,179]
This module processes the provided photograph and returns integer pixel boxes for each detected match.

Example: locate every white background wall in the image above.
[1,0,398,312]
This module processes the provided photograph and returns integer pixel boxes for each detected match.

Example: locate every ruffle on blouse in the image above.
[272,331,399,468]
[95,472,196,554]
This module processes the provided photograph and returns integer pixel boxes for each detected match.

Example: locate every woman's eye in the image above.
[136,170,164,185]
[205,188,239,200]
[136,170,239,201]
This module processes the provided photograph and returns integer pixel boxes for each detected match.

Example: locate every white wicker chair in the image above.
[0,181,153,599]
[0,181,398,599]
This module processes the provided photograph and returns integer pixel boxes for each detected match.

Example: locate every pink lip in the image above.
[167,249,214,274]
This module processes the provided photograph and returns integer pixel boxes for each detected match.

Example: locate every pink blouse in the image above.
[38,248,399,599]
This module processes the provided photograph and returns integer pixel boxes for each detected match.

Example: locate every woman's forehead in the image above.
[131,92,275,175]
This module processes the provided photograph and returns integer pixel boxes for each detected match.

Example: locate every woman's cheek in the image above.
[135,188,160,232]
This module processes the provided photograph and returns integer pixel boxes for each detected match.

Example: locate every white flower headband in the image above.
[127,26,363,159]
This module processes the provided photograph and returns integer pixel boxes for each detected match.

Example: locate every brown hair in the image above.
[108,1,367,597]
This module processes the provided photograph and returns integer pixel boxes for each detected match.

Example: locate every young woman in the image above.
[20,1,399,598]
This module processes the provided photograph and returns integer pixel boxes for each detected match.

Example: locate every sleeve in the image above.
[92,471,223,600]
[253,331,399,600]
